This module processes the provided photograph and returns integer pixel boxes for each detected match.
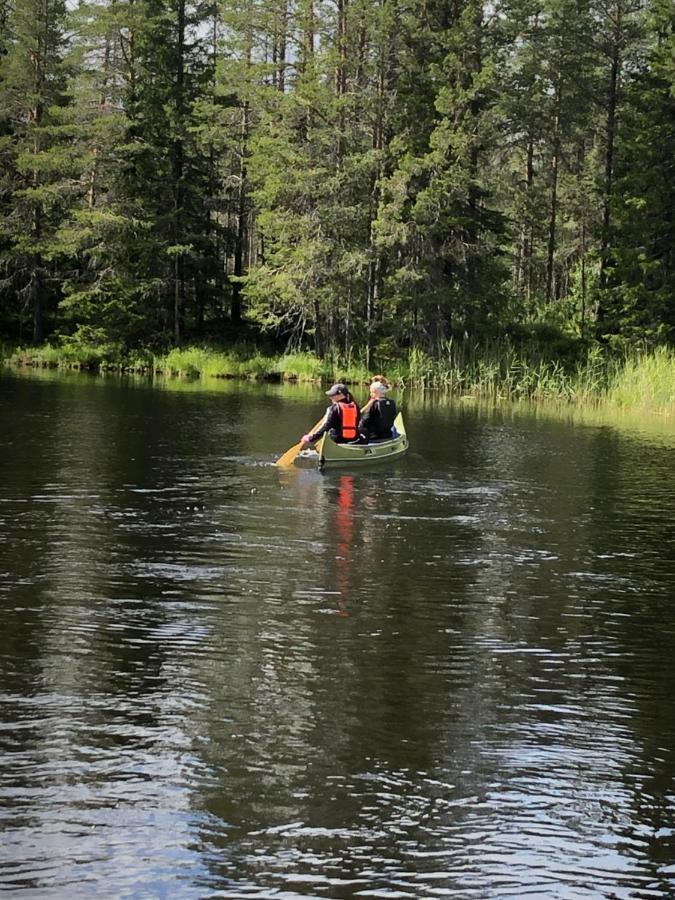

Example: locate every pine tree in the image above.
[0,0,15,335]
[56,0,220,347]
[592,0,644,333]
[375,0,507,350]
[0,0,666,354]
[600,0,675,344]
[242,0,387,358]
[0,0,71,342]
[52,0,138,346]
[125,0,218,343]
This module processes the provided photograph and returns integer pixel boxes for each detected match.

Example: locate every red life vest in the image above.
[337,401,358,440]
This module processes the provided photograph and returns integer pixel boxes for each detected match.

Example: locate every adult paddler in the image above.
[299,383,361,450]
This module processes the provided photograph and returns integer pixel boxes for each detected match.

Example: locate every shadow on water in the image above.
[1,368,675,897]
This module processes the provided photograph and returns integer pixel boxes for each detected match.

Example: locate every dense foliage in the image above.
[0,0,672,360]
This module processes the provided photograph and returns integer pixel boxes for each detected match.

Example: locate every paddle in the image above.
[276,386,376,467]
[275,416,325,467]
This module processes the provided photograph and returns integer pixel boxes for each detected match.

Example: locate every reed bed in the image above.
[5,339,674,416]
[604,346,675,412]
[153,346,275,379]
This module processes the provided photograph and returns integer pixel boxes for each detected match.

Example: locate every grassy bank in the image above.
[5,341,366,383]
[5,339,675,415]
[423,343,675,413]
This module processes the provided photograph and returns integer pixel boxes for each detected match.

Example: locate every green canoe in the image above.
[297,413,409,469]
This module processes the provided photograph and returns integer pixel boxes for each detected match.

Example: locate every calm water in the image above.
[1,369,675,899]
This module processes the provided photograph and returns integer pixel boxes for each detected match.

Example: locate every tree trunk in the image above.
[335,0,347,97]
[173,0,186,344]
[546,83,561,304]
[29,61,43,343]
[232,22,252,326]
[274,0,287,91]
[30,269,43,343]
[299,0,315,72]
[313,296,324,357]
[581,221,587,336]
[517,134,534,305]
[364,15,390,372]
[88,34,112,208]
[231,126,247,323]
[598,19,621,295]
[365,258,379,371]
[174,253,184,345]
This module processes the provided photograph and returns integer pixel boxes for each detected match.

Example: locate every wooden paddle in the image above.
[275,416,325,467]
[276,386,376,467]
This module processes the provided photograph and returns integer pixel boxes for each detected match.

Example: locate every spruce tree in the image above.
[601,0,674,344]
[0,0,71,342]
[376,0,507,349]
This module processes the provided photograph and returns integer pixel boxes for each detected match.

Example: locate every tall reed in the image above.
[605,346,675,411]
[153,346,276,378]
[6,337,674,415]
[400,341,674,413]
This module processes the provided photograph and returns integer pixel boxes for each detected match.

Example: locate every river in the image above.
[1,369,674,898]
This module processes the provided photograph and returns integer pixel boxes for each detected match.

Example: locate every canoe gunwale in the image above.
[317,413,408,469]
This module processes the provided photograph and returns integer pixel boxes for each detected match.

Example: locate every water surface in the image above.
[1,370,674,898]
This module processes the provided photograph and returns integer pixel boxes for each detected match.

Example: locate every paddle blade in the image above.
[275,416,325,467]
[275,440,303,467]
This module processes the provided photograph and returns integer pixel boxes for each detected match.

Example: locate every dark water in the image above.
[1,370,675,899]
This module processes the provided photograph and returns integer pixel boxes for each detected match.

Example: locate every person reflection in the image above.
[333,474,355,616]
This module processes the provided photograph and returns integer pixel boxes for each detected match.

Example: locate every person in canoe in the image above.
[359,376,398,442]
[299,383,361,450]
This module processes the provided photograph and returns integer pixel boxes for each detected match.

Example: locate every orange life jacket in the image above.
[337,401,358,440]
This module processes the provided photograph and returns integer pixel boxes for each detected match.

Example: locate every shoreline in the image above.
[3,343,675,417]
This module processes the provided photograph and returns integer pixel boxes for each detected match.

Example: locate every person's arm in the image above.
[359,401,378,429]
[307,406,337,443]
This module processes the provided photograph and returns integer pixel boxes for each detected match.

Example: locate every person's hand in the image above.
[299,434,311,449]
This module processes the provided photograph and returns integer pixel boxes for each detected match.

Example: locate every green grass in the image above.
[8,338,133,371]
[377,341,674,415]
[153,346,276,379]
[273,350,329,381]
[153,348,375,384]
[605,346,675,412]
[6,337,674,415]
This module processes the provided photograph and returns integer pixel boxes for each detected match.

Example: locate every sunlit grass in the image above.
[394,342,674,414]
[7,339,140,371]
[605,346,675,412]
[273,351,328,381]
[9,343,104,369]
[153,346,276,379]
[153,347,335,380]
[5,338,674,416]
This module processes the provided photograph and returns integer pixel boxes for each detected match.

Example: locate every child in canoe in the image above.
[359,375,398,441]
[299,383,361,449]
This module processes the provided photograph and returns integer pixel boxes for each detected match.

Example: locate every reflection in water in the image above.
[334,475,354,616]
[1,370,675,898]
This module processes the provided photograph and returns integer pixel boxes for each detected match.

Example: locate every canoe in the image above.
[296,413,408,469]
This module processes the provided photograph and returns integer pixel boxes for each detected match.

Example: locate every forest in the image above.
[0,0,673,372]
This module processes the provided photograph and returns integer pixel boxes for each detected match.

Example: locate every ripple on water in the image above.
[2,376,675,897]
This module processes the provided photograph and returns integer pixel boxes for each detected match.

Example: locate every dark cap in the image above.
[325,383,348,397]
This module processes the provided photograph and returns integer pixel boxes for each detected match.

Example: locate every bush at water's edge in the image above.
[5,339,675,415]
